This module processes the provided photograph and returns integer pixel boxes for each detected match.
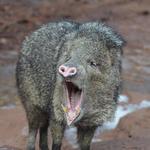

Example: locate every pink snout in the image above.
[58,65,77,77]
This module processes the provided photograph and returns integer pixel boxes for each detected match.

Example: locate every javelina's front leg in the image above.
[77,126,96,150]
[27,116,38,150]
[50,120,65,150]
[39,122,49,150]
[27,126,38,150]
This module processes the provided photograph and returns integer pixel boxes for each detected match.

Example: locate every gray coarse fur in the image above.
[16,20,125,150]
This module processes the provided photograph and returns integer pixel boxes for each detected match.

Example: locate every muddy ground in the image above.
[0,0,150,149]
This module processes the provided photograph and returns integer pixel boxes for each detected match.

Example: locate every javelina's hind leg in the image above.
[39,122,49,150]
[77,126,96,150]
[50,120,65,150]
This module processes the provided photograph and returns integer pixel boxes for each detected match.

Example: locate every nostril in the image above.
[59,65,66,74]
[60,67,65,72]
[70,69,75,73]
[69,68,77,75]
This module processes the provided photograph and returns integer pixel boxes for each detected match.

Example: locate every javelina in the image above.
[16,21,125,150]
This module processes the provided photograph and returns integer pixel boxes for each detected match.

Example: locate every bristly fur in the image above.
[16,20,125,150]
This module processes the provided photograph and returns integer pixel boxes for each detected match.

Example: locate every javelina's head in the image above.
[57,23,125,125]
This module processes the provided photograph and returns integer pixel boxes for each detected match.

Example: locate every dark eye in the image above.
[90,61,97,67]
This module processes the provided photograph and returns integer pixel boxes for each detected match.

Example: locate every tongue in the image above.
[63,83,83,125]
[66,96,81,125]
[69,91,81,110]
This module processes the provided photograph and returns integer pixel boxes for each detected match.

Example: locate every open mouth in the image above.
[61,81,83,125]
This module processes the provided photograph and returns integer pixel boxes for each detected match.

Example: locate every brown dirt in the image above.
[0,0,150,149]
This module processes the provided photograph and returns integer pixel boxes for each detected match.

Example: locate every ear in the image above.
[105,31,126,50]
[96,23,126,50]
[97,24,126,56]
[80,22,126,50]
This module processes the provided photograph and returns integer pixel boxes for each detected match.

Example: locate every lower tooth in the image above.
[76,107,80,113]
